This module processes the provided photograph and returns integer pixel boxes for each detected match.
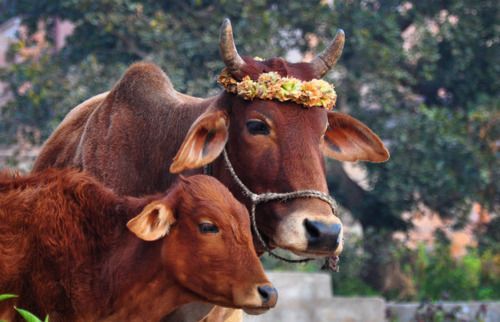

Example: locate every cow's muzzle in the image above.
[222,149,340,263]
[304,219,342,252]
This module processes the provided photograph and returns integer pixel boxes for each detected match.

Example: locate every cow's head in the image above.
[170,19,389,258]
[127,175,277,313]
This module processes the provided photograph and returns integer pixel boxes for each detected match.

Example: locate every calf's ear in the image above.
[170,109,229,173]
[127,201,176,241]
[323,111,390,162]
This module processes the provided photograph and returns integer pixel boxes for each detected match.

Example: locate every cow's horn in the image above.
[220,18,246,75]
[310,29,345,78]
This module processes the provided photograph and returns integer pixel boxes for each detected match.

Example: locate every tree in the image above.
[1,0,498,294]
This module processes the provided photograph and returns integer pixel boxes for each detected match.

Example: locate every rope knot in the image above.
[222,148,339,267]
[250,194,260,203]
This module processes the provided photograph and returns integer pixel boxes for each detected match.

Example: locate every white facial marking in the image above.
[273,210,343,256]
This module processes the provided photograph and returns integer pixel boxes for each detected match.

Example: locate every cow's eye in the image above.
[198,222,219,234]
[246,120,270,135]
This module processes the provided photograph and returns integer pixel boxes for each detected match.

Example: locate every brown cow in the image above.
[33,19,389,321]
[0,169,277,322]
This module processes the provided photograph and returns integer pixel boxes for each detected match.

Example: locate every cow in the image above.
[0,169,277,322]
[32,19,389,321]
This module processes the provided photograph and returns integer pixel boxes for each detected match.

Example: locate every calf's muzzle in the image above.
[257,284,278,307]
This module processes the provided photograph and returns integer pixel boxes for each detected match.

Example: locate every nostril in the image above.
[304,219,320,239]
[304,220,343,252]
[257,285,277,306]
[257,286,270,302]
[257,286,269,302]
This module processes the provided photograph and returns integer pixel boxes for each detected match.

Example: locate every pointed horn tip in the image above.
[219,18,245,73]
[221,18,232,31]
[333,29,345,45]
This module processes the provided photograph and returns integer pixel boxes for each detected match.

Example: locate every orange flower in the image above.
[218,69,336,110]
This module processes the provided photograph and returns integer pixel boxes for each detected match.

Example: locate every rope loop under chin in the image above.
[222,149,339,267]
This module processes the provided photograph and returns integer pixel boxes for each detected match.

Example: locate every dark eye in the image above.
[246,120,270,135]
[198,222,219,234]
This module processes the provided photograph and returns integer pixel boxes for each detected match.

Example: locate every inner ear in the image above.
[127,202,176,241]
[323,111,389,162]
[170,109,229,173]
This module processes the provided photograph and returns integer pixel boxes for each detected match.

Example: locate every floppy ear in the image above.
[323,111,390,162]
[170,109,229,173]
[127,202,176,241]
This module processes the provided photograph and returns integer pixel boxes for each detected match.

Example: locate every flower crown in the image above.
[218,69,337,110]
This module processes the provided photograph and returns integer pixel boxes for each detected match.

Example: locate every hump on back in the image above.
[32,18,388,260]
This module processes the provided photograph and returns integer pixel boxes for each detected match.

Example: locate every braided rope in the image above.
[222,149,338,264]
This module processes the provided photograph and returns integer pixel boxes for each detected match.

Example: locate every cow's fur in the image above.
[33,61,388,255]
[0,169,274,322]
[33,59,389,322]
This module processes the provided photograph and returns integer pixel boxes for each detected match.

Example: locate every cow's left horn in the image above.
[310,29,345,78]
[220,18,246,75]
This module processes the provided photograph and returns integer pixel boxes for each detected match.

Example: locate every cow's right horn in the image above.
[220,18,246,76]
[310,29,345,78]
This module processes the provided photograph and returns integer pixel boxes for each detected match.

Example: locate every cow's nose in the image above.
[303,219,342,252]
[257,284,278,307]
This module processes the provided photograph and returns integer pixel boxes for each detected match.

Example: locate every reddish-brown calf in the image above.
[0,170,276,322]
[32,19,390,322]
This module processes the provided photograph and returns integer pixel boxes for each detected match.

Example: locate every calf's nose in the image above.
[303,219,342,252]
[257,284,278,308]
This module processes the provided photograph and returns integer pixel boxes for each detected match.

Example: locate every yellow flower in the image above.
[217,69,238,94]
[237,76,258,100]
[300,82,323,107]
[280,78,302,100]
[218,69,337,110]
[258,72,280,88]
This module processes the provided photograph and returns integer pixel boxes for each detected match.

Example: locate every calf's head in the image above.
[127,175,277,312]
[170,19,389,257]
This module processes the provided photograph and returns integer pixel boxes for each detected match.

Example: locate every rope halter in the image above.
[222,149,339,267]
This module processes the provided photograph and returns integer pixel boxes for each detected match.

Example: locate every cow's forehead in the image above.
[177,175,249,224]
[240,56,317,81]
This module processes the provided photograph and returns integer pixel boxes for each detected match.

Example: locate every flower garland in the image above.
[218,69,337,110]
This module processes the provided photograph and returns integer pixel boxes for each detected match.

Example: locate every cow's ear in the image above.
[170,109,229,173]
[323,111,389,162]
[127,202,176,241]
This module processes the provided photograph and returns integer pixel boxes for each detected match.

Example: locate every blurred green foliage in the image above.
[0,0,498,297]
[1,0,497,223]
[333,236,500,301]
[412,243,500,301]
[330,237,379,296]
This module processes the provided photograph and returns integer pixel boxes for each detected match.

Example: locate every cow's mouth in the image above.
[290,249,338,257]
[267,240,341,271]
[243,307,271,315]
[268,237,342,257]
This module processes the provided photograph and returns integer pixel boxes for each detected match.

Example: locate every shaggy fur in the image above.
[0,169,272,322]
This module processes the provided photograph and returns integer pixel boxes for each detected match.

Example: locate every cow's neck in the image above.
[152,96,218,190]
[94,230,196,321]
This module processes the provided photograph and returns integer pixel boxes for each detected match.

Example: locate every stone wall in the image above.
[244,272,385,322]
[387,302,500,322]
[243,272,500,322]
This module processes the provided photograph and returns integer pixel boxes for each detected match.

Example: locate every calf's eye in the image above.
[246,120,270,135]
[198,223,219,234]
